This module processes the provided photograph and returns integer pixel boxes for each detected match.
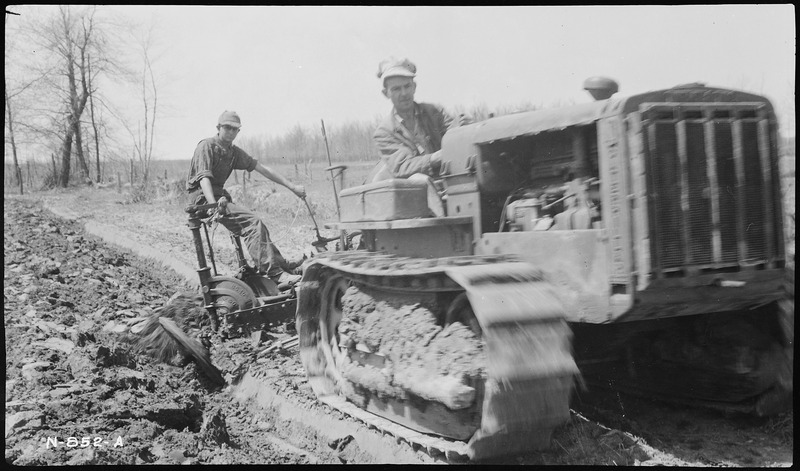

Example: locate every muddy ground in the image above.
[4,190,794,466]
[4,197,359,465]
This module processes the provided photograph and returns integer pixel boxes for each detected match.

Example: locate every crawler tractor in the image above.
[296,78,793,460]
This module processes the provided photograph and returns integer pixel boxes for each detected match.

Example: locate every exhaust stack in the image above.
[583,77,619,100]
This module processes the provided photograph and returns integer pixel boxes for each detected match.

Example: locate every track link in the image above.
[318,395,470,462]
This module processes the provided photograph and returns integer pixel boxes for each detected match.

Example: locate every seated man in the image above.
[371,57,470,216]
[186,111,306,285]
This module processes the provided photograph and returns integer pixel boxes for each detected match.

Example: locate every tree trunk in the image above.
[4,86,23,195]
[59,123,75,188]
[59,14,92,187]
[51,153,58,180]
[73,118,90,183]
[88,54,101,183]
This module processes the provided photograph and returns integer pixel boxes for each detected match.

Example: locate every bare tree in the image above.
[5,7,48,194]
[87,53,102,182]
[112,23,161,194]
[17,6,123,188]
[135,30,159,187]
[60,7,96,186]
[8,6,165,192]
[5,82,24,194]
[4,11,24,194]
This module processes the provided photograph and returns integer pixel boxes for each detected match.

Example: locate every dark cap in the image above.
[218,111,242,128]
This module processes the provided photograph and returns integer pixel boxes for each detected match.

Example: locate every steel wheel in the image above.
[297,263,353,397]
[445,293,482,337]
[318,275,350,385]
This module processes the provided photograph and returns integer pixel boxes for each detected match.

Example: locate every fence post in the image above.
[242,170,247,200]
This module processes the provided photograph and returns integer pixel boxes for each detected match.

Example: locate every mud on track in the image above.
[5,191,794,465]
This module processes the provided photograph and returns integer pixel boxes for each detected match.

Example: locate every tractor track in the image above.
[6,190,793,466]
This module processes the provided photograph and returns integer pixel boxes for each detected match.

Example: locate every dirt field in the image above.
[3,197,351,465]
[4,186,794,465]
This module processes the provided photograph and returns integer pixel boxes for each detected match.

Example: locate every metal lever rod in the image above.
[303,196,323,242]
[320,119,342,220]
[321,119,348,250]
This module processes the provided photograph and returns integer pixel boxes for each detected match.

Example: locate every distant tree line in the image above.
[235,101,544,166]
[237,119,380,165]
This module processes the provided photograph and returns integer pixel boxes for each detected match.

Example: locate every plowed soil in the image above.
[4,187,793,466]
[4,197,349,465]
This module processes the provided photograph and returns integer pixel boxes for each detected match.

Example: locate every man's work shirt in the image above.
[186,135,258,199]
[372,102,455,179]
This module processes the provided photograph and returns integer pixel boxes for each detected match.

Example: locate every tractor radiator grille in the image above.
[642,104,782,274]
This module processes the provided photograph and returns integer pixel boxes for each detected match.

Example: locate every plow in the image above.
[137,78,793,462]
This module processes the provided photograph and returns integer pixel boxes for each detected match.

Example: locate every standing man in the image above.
[372,57,470,215]
[186,111,306,285]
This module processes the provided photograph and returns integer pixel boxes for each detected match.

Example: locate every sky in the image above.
[6,5,796,162]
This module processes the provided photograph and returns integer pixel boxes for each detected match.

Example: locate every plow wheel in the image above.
[207,276,257,316]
